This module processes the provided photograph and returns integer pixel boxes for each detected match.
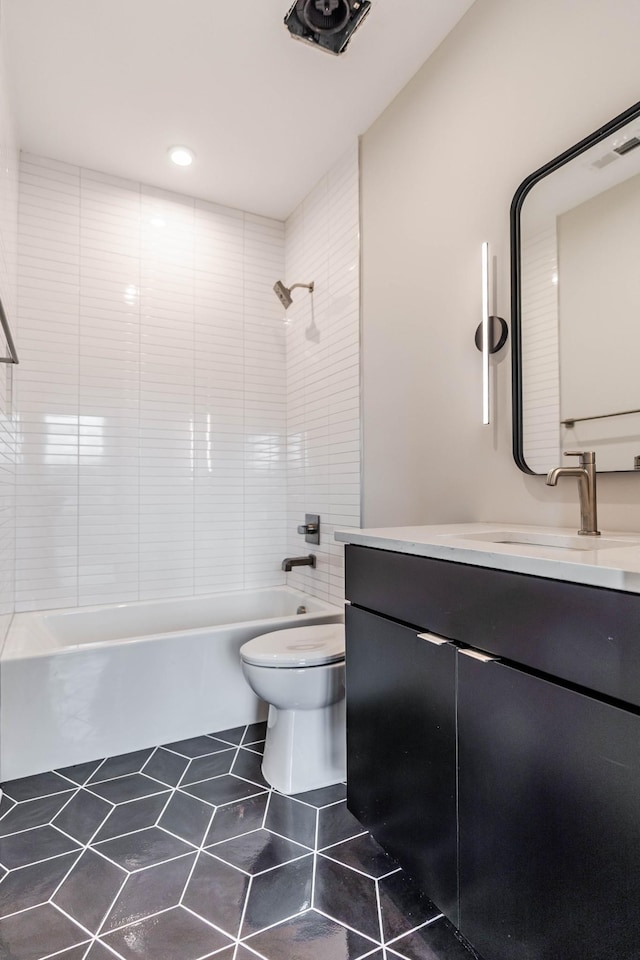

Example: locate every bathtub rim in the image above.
[3,586,344,662]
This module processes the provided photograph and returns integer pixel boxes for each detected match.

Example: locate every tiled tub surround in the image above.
[0,723,479,960]
[0,588,342,782]
[16,153,288,613]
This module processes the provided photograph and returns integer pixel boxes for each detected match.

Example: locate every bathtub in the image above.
[0,587,343,782]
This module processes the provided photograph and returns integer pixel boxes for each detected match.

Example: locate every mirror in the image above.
[511,100,640,474]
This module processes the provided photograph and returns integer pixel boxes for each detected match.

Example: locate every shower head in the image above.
[273,280,315,310]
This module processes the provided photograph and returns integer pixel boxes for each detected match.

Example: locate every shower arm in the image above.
[289,282,314,294]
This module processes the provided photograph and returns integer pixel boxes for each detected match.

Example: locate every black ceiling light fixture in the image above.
[284,0,372,56]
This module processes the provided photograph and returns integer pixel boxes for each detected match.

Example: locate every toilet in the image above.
[239,622,346,795]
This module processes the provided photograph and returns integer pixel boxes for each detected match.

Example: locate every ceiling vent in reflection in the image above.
[591,152,619,169]
[613,135,640,155]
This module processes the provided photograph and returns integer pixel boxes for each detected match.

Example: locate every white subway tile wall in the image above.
[14,144,360,612]
[283,144,361,606]
[0,25,18,628]
[15,155,288,610]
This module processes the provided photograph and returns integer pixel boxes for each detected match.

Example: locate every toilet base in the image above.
[261,699,346,795]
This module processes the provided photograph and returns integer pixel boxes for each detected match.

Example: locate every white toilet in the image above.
[239,622,346,795]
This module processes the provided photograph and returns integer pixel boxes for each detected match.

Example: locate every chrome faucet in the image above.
[282,554,316,571]
[546,451,600,536]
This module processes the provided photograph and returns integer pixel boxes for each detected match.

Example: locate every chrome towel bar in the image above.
[0,295,18,364]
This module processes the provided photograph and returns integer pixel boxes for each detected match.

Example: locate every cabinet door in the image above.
[458,653,640,960]
[346,604,458,922]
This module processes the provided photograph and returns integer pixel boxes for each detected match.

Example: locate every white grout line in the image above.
[313,906,381,949]
[39,941,93,960]
[318,849,402,883]
[383,912,444,947]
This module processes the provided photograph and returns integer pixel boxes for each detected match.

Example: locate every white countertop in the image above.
[335,523,640,593]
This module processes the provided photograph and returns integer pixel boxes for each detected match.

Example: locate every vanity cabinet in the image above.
[345,544,640,960]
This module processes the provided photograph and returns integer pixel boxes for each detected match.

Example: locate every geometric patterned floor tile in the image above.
[388,917,481,959]
[0,902,88,959]
[102,852,196,933]
[0,825,81,871]
[92,827,194,872]
[245,908,377,960]
[0,723,482,960]
[100,905,234,959]
[181,851,249,938]
[320,833,400,880]
[208,828,310,875]
[0,852,79,919]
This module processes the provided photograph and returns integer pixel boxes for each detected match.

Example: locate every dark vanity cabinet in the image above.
[345,544,640,960]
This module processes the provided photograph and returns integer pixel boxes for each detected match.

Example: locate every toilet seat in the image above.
[240,623,345,668]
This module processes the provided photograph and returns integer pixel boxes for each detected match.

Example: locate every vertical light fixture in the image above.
[481,241,490,425]
[475,242,508,425]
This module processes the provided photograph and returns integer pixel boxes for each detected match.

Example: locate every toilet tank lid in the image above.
[240,623,345,668]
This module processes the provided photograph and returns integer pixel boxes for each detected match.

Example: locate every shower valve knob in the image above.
[297,514,320,545]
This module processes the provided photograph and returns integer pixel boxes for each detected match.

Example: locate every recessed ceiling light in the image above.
[168,146,195,167]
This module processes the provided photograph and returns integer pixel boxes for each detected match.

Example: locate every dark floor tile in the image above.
[141,747,189,787]
[163,735,231,758]
[0,852,79,918]
[231,748,269,787]
[245,741,265,756]
[56,759,104,786]
[322,833,400,879]
[0,794,15,819]
[264,792,316,848]
[293,783,347,807]
[84,943,120,960]
[94,826,195,871]
[314,855,380,942]
[0,825,81,870]
[0,791,75,837]
[53,849,126,933]
[211,725,246,745]
[92,793,169,844]
[236,947,265,960]
[242,855,313,936]
[103,852,196,932]
[378,872,441,944]
[317,800,366,849]
[212,828,309,875]
[204,793,269,846]
[180,749,236,786]
[87,774,168,805]
[102,905,233,959]
[242,722,268,745]
[54,945,94,960]
[53,789,112,844]
[1,770,76,802]
[158,791,213,846]
[0,902,87,959]
[388,918,479,960]
[183,775,266,807]
[88,749,155,784]
[182,850,249,937]
[246,908,377,960]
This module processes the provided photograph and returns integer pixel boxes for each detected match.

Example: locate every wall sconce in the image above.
[475,242,508,424]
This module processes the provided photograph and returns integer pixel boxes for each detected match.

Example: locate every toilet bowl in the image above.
[240,623,346,795]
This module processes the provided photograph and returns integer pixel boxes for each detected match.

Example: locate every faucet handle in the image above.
[564,451,596,464]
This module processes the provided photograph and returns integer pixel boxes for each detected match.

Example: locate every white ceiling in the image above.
[3,0,475,220]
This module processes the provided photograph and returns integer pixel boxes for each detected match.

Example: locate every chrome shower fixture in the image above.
[273,280,315,309]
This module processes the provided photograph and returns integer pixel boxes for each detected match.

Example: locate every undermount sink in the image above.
[451,530,639,552]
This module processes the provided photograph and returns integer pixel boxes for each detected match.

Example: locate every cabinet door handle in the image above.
[458,647,499,664]
[417,632,450,646]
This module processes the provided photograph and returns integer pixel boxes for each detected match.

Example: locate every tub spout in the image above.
[282,554,316,571]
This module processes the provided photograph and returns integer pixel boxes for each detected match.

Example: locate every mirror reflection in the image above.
[514,102,640,473]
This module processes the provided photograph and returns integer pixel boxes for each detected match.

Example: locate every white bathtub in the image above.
[0,587,343,782]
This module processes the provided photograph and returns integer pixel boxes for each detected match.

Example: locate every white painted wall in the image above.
[0,7,18,633]
[360,0,640,531]
[283,145,361,606]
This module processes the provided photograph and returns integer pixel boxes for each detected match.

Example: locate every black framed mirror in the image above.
[511,100,640,474]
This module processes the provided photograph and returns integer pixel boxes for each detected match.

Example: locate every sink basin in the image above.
[451,531,638,552]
